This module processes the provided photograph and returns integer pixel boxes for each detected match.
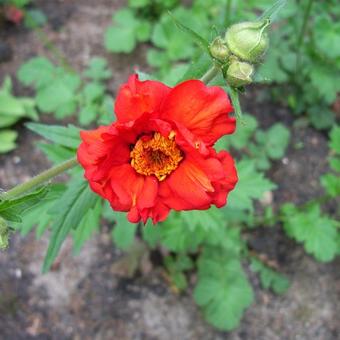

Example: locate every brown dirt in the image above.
[0,1,339,339]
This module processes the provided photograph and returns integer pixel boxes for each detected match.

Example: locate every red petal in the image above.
[160,80,235,145]
[109,165,159,223]
[115,74,171,123]
[159,156,214,210]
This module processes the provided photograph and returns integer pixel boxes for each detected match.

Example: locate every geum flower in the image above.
[77,75,238,224]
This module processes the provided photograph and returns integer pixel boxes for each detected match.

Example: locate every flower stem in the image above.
[2,157,78,200]
[296,0,314,70]
[200,65,220,84]
[225,0,233,26]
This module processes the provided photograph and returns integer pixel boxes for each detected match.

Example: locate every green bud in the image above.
[210,37,230,62]
[227,60,254,88]
[0,217,9,250]
[225,19,270,63]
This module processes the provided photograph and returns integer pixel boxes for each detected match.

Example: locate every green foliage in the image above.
[17,57,113,125]
[104,8,151,53]
[26,123,81,149]
[321,125,340,197]
[18,184,66,238]
[250,257,290,294]
[43,178,100,272]
[111,212,138,250]
[72,199,102,255]
[282,203,339,262]
[0,186,49,223]
[24,9,47,28]
[0,77,37,153]
[227,159,276,212]
[194,247,254,330]
[164,254,193,291]
[256,0,340,128]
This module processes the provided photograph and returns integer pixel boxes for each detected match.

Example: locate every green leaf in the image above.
[250,258,290,294]
[43,179,98,272]
[18,184,66,237]
[104,9,141,53]
[26,123,81,149]
[0,130,17,153]
[36,72,80,114]
[216,114,258,151]
[320,174,340,198]
[227,159,276,212]
[17,57,55,88]
[83,57,112,81]
[37,143,76,164]
[168,11,210,53]
[256,123,290,159]
[179,53,211,82]
[142,221,161,248]
[282,203,339,262]
[194,248,253,330]
[24,9,47,28]
[329,125,340,153]
[112,213,137,250]
[73,199,102,254]
[0,185,49,213]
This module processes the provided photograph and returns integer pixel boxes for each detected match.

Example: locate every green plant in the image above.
[257,0,340,129]
[0,77,37,153]
[17,57,113,125]
[1,0,339,333]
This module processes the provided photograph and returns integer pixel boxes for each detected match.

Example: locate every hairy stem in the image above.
[2,157,78,200]
[200,65,220,84]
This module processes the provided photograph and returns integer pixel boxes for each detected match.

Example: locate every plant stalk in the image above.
[2,157,78,200]
[200,65,220,84]
[296,0,314,69]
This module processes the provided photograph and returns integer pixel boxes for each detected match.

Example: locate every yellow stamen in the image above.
[130,131,183,181]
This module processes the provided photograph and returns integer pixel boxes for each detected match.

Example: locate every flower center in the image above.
[130,132,183,181]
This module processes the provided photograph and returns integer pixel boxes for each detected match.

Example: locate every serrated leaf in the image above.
[83,57,112,81]
[282,203,339,262]
[250,258,290,294]
[0,186,49,214]
[26,123,81,149]
[104,9,140,53]
[194,248,253,331]
[18,184,66,237]
[43,179,98,272]
[17,57,55,88]
[256,123,290,159]
[227,160,276,212]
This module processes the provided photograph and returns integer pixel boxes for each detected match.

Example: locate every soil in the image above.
[0,1,339,339]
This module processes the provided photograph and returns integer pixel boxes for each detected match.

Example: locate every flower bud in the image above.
[210,37,230,62]
[0,217,9,250]
[225,20,270,63]
[227,60,254,88]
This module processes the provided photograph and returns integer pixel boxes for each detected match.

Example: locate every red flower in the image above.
[4,5,24,25]
[77,75,238,223]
